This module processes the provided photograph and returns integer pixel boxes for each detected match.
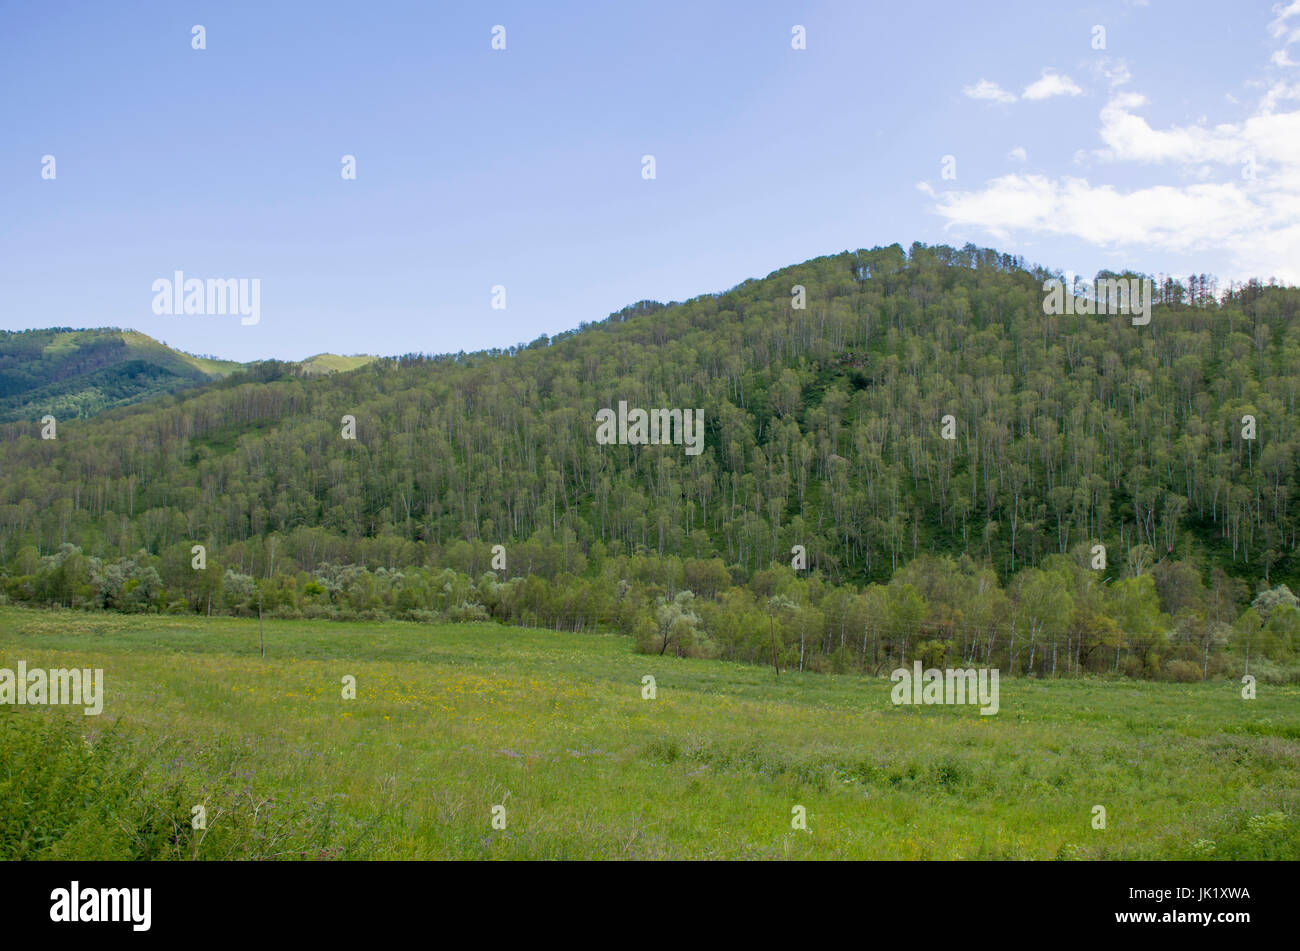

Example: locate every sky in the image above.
[2,0,1298,362]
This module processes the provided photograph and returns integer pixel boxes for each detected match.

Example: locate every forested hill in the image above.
[0,327,376,423]
[2,242,1298,592]
[0,328,239,423]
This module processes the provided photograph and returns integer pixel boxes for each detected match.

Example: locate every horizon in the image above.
[4,237,1289,366]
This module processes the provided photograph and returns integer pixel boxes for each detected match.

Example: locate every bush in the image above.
[1245,656,1300,685]
[400,609,440,624]
[0,709,338,860]
[1162,660,1202,683]
[1206,653,1231,678]
[447,602,490,623]
[633,615,657,653]
[301,603,337,621]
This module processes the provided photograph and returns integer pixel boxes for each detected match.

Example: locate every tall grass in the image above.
[1,606,1296,859]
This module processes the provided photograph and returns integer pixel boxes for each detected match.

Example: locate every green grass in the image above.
[1,606,1297,859]
[295,353,376,375]
[177,353,245,378]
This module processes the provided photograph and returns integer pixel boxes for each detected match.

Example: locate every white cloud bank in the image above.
[934,16,1300,283]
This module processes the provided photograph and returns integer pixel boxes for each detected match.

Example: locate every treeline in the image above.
[4,538,1298,683]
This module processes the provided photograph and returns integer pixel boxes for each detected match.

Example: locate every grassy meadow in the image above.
[1,605,1297,860]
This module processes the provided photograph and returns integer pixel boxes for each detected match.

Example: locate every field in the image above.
[1,605,1297,860]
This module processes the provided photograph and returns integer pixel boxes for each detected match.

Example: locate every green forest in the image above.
[0,328,236,423]
[2,242,1299,681]
[0,327,374,422]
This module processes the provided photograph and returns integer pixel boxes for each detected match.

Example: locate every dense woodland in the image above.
[0,328,231,422]
[2,242,1299,680]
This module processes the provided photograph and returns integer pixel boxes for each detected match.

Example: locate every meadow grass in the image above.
[1,606,1297,859]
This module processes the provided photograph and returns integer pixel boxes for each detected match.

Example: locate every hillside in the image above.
[296,353,378,376]
[2,242,1299,679]
[5,242,1296,579]
[0,328,374,422]
[0,328,225,423]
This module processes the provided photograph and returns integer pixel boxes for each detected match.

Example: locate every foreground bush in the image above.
[0,710,342,859]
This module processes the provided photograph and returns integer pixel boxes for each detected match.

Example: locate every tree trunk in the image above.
[769,612,780,678]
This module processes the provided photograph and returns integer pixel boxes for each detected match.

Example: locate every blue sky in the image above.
[2,0,1298,361]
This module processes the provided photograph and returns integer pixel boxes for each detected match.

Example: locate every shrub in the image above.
[1163,660,1202,683]
[0,710,337,860]
[447,602,490,623]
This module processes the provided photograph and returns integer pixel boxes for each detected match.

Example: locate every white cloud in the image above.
[928,173,1300,281]
[1261,79,1300,113]
[963,72,1085,104]
[1007,146,1028,162]
[925,14,1300,283]
[963,79,1017,103]
[1090,58,1132,88]
[1022,71,1083,100]
[1267,0,1300,41]
[1092,92,1249,164]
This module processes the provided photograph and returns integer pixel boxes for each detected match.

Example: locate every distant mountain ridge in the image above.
[0,328,373,422]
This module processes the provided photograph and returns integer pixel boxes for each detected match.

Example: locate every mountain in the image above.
[0,328,230,423]
[4,241,1299,678]
[0,328,374,422]
[3,242,1300,587]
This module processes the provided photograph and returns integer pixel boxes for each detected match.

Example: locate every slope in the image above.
[1,243,1297,592]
